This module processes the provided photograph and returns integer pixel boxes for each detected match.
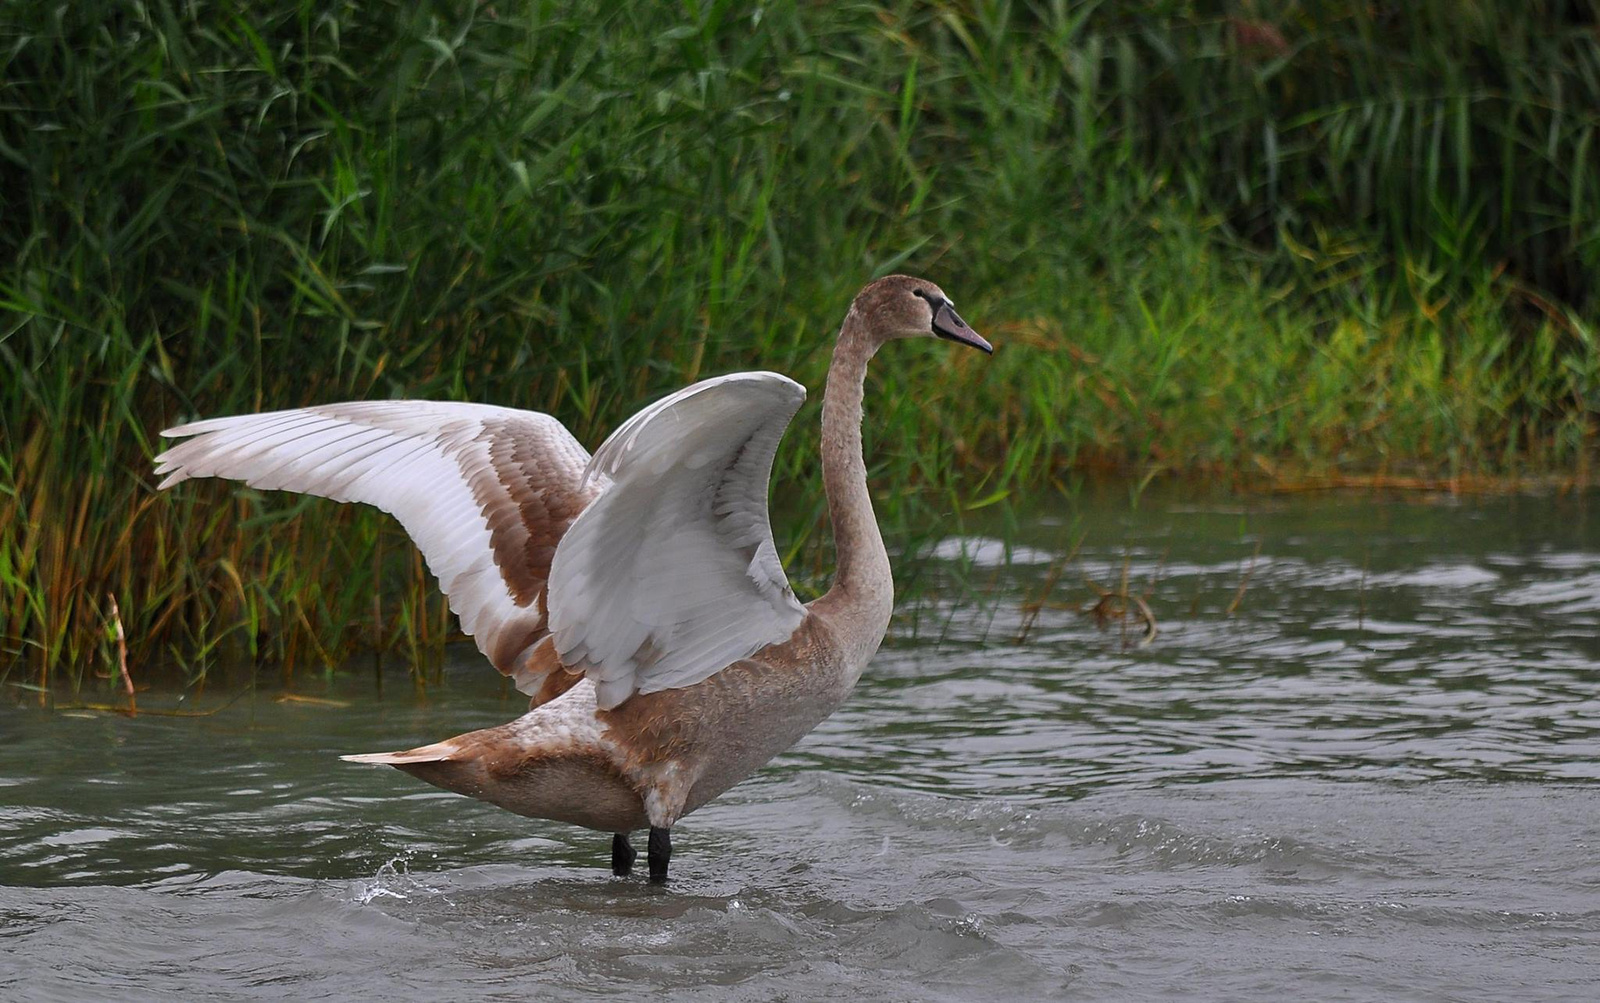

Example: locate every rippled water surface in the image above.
[4,490,1599,1001]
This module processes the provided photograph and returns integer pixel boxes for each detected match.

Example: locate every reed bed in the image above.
[3,0,1596,687]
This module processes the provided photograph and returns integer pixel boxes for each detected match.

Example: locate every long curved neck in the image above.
[818,311,892,617]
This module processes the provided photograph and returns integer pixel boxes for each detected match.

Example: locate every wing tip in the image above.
[152,444,196,489]
[160,416,231,438]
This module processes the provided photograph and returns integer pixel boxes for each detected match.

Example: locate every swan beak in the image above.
[932,301,992,354]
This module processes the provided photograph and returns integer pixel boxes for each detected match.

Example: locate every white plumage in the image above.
[548,372,808,708]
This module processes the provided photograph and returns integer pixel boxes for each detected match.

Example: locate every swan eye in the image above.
[910,288,945,316]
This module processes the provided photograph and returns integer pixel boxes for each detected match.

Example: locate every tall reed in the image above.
[2,0,1595,686]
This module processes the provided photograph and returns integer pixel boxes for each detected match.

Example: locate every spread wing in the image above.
[153,401,604,689]
[547,372,808,709]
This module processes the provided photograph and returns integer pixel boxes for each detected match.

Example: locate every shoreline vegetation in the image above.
[3,1,1597,688]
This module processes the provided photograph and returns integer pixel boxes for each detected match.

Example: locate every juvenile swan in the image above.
[155,275,990,882]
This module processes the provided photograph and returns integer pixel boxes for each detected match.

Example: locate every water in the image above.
[3,489,1599,1001]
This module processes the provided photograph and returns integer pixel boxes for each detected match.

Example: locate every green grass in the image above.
[2,0,1597,687]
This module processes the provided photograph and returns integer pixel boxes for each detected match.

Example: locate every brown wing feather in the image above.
[156,401,605,691]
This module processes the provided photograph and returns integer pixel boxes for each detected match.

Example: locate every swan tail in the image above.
[341,740,463,766]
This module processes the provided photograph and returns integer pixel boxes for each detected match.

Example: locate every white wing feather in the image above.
[547,372,808,709]
[153,401,602,688]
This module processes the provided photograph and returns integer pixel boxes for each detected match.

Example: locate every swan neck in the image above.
[819,313,891,610]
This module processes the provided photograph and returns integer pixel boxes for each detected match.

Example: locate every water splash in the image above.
[348,854,442,906]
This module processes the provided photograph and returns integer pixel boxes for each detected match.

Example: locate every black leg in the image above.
[647,826,671,884]
[611,832,636,877]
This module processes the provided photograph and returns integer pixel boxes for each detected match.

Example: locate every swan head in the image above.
[853,274,992,354]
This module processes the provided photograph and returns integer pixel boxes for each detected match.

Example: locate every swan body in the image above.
[154,274,990,880]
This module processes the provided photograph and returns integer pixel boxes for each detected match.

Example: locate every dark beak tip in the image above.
[932,301,992,355]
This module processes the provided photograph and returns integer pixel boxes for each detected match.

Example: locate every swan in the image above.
[154,275,990,882]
